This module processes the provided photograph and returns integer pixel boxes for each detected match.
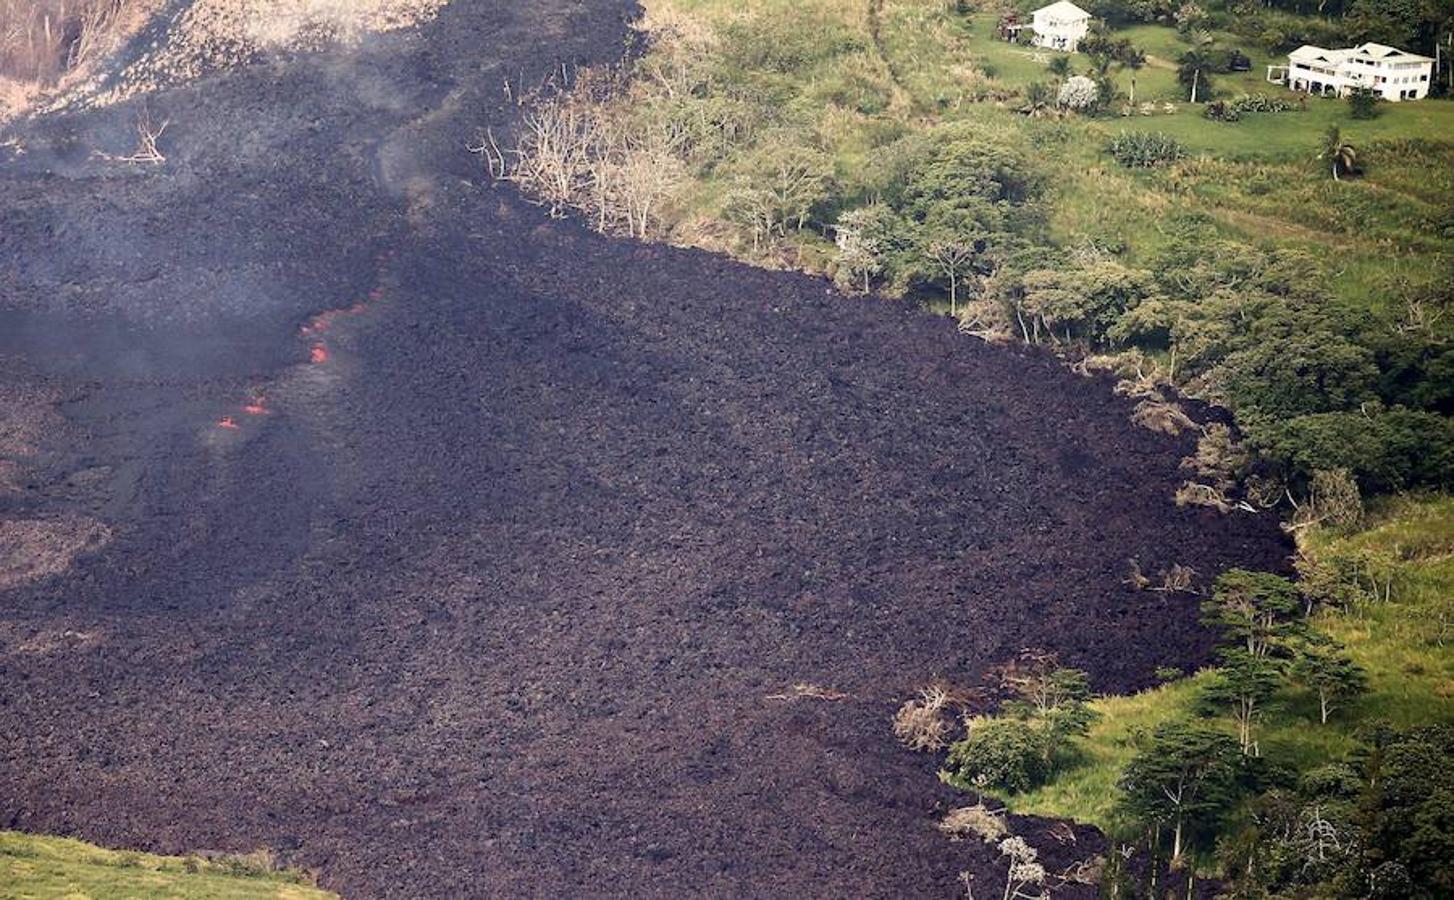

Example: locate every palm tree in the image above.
[1177,48,1215,102]
[1020,81,1054,118]
[1176,31,1216,103]
[1047,55,1071,82]
[1125,48,1146,106]
[1318,126,1357,180]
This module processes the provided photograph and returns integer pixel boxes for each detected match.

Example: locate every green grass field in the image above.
[0,832,335,900]
[1003,495,1454,834]
[1098,97,1454,157]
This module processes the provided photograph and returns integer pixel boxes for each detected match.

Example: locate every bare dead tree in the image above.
[1130,399,1197,435]
[893,685,953,752]
[126,105,168,162]
[930,239,977,315]
[614,141,682,239]
[1394,294,1448,339]
[67,0,128,72]
[96,104,168,164]
[1124,558,1151,591]
[476,80,684,239]
[511,95,596,216]
[1175,480,1254,513]
[467,127,509,179]
[1150,563,1197,594]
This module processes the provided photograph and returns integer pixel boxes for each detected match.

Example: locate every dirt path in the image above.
[0,1,1290,896]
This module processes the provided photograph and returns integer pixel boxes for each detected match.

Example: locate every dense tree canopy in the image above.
[1119,721,1244,863]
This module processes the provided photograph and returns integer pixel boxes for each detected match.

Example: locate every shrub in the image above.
[893,685,954,751]
[1302,468,1364,530]
[1203,100,1241,122]
[1057,75,1100,112]
[1229,93,1301,114]
[1348,87,1381,120]
[1132,399,1197,434]
[1107,131,1184,167]
[945,717,1050,793]
[938,804,1008,842]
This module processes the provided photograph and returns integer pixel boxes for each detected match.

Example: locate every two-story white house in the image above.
[1030,1,1092,52]
[1268,42,1434,101]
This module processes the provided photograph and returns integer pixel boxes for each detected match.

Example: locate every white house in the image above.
[1268,42,1434,101]
[1030,1,1092,52]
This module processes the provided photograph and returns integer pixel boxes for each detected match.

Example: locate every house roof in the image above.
[1288,45,1348,64]
[1033,1,1091,21]
[1350,42,1434,63]
[1289,42,1433,65]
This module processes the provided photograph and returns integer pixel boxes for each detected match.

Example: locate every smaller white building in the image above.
[1268,42,1434,101]
[1030,1,1092,52]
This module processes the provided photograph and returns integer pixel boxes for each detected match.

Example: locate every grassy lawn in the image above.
[1001,495,1454,835]
[1097,96,1454,158]
[0,832,335,900]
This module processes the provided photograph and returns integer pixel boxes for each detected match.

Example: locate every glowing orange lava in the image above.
[310,344,329,364]
[217,416,239,430]
[300,300,371,337]
[243,398,268,416]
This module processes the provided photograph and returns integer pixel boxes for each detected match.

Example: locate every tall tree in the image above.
[1201,569,1304,660]
[1198,649,1283,754]
[1345,0,1422,49]
[833,206,890,293]
[997,648,1098,763]
[1125,47,1146,106]
[1291,635,1368,724]
[929,239,978,315]
[1119,721,1242,865]
[1178,47,1216,102]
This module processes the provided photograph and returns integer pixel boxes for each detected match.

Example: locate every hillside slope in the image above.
[0,1,1289,895]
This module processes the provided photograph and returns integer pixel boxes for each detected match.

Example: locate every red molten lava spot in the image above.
[217,416,239,430]
[243,399,268,416]
[310,344,329,364]
[300,303,367,336]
